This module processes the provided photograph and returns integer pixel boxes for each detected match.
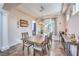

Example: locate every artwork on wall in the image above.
[20,19,28,27]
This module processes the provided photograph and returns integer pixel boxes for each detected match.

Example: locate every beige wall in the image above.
[68,14,79,38]
[8,9,34,47]
[57,14,66,33]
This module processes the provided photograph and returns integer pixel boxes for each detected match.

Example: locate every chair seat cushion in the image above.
[33,46,43,51]
[24,43,32,47]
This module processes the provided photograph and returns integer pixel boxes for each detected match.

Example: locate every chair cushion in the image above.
[24,42,32,47]
[33,46,42,51]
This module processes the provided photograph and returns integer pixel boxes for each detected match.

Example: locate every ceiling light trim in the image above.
[15,8,37,19]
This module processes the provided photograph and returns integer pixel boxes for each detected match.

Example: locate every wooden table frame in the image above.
[21,36,45,56]
[29,36,45,56]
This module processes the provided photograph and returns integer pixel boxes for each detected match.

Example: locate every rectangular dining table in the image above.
[28,36,45,44]
[23,35,45,55]
[29,35,45,55]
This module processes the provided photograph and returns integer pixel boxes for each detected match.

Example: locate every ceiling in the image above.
[20,3,62,18]
[16,3,62,19]
[3,3,21,10]
[0,3,4,9]
[3,3,71,19]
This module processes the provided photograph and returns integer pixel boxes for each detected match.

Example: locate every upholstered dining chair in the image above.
[46,33,52,50]
[21,32,33,55]
[44,35,50,50]
[33,43,46,56]
[33,35,51,56]
[49,33,52,44]
[33,36,47,56]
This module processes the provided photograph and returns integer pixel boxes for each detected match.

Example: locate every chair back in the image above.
[49,33,52,39]
[44,35,49,44]
[22,32,29,40]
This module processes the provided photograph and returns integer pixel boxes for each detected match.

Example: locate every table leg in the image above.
[23,40,24,55]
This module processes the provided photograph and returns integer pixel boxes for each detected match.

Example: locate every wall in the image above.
[57,14,66,33]
[8,9,34,47]
[68,15,79,37]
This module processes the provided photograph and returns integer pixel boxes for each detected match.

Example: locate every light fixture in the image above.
[40,5,45,12]
[39,4,45,21]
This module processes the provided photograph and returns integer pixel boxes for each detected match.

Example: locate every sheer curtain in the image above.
[44,18,57,35]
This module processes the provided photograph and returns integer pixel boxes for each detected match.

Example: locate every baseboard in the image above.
[0,42,20,51]
[0,45,9,51]
[9,40,22,48]
[0,40,22,51]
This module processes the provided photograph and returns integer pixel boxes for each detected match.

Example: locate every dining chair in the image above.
[33,43,46,56]
[33,36,47,56]
[49,33,52,44]
[21,32,33,55]
[45,35,50,51]
[46,33,52,50]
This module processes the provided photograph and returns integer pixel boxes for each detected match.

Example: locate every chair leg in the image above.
[22,40,25,55]
[23,45,24,51]
[22,40,24,51]
[23,45,24,55]
[47,44,49,50]
[42,49,44,56]
[27,47,29,55]
[33,49,35,56]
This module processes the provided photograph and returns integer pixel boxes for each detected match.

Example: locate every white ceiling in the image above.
[16,3,62,18]
[0,3,4,9]
[3,3,21,10]
[3,3,70,19]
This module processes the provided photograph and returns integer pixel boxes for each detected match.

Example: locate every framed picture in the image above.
[20,19,28,27]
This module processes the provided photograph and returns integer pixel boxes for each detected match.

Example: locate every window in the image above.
[44,18,57,35]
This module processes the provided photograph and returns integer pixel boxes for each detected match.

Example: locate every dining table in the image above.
[28,35,45,44]
[25,35,45,55]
